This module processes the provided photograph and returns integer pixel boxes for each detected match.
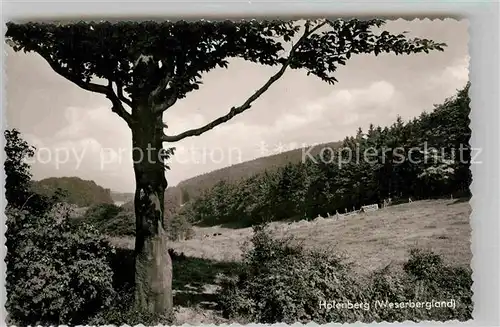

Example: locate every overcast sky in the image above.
[6,19,469,193]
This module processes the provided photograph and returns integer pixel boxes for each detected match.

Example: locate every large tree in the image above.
[6,18,445,315]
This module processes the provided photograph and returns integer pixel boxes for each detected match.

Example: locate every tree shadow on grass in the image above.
[173,255,241,309]
[194,219,253,229]
[110,247,242,310]
[194,216,303,229]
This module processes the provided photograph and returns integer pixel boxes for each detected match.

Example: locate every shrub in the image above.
[403,248,472,321]
[365,265,410,322]
[6,206,115,325]
[168,212,194,241]
[71,203,134,237]
[87,291,174,326]
[218,227,473,324]
[100,210,136,236]
[218,225,368,323]
[83,203,123,225]
[366,249,472,322]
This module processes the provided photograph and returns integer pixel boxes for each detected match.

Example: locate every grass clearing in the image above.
[168,199,471,271]
[108,199,471,323]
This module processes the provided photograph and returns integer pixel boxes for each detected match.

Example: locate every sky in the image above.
[5,19,469,193]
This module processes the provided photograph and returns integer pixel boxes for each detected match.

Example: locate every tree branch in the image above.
[151,76,179,114]
[116,82,133,108]
[149,71,173,105]
[40,52,110,95]
[309,19,327,34]
[146,60,179,114]
[162,20,320,143]
[37,51,134,127]
[106,81,134,127]
[154,93,178,114]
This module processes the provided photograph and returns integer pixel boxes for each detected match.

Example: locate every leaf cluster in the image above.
[6,19,445,103]
[6,207,115,325]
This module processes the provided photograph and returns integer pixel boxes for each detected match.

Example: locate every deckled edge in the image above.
[0,12,494,327]
[1,11,8,327]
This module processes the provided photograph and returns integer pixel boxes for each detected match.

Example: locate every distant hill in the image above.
[111,192,135,205]
[31,177,114,207]
[177,141,341,199]
[120,142,341,215]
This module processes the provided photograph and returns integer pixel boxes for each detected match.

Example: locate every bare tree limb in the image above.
[149,71,173,105]
[162,19,322,143]
[308,19,327,34]
[116,82,133,108]
[154,94,178,114]
[36,50,135,127]
[148,61,179,114]
[40,52,110,95]
[105,80,134,127]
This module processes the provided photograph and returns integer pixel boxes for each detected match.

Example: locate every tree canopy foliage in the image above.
[6,19,445,142]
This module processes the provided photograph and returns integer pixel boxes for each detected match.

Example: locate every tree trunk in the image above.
[131,103,172,315]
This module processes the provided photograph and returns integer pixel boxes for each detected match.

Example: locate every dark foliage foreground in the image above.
[4,129,173,326]
[218,225,473,323]
[6,206,115,325]
[6,205,175,326]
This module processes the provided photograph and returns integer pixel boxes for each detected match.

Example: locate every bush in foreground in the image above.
[218,226,472,323]
[87,291,174,326]
[6,206,115,325]
[99,209,136,237]
[4,129,176,326]
[88,247,175,326]
[218,225,367,323]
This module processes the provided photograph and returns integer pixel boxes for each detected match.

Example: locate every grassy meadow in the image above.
[108,199,472,324]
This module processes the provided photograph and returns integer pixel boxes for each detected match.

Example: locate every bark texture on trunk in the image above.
[131,102,172,315]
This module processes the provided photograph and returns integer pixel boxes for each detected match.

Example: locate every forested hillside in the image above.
[175,83,471,227]
[31,177,114,207]
[177,141,342,200]
[131,141,343,221]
